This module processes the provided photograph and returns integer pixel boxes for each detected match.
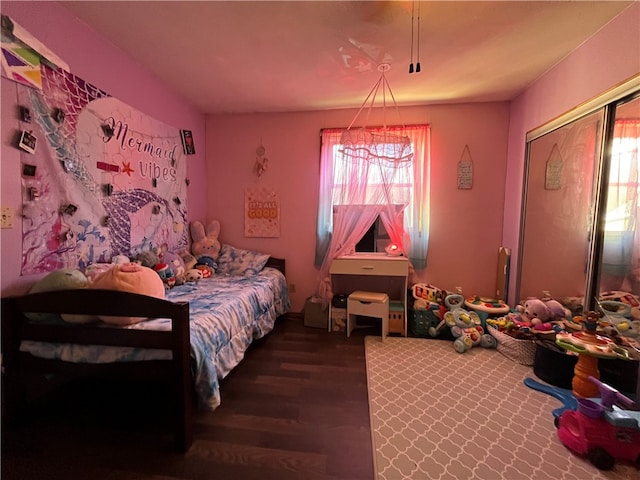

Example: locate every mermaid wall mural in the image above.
[16,63,189,275]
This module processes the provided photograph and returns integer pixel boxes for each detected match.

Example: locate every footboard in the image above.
[1,289,193,452]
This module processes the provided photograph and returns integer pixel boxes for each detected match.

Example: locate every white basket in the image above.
[487,324,537,366]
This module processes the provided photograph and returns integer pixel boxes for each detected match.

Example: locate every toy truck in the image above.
[555,376,640,470]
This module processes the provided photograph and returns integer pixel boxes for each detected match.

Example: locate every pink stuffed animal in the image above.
[189,220,221,259]
[89,263,165,325]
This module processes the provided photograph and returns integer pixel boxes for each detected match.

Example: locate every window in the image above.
[602,117,639,280]
[605,126,639,232]
[315,124,431,275]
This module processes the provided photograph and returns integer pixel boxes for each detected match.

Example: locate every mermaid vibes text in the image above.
[103,117,179,182]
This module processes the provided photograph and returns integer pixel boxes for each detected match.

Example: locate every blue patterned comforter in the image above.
[20,267,290,410]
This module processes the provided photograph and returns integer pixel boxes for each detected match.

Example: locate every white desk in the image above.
[329,253,409,335]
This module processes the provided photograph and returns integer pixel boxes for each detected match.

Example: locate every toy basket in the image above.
[487,324,537,366]
[409,304,441,337]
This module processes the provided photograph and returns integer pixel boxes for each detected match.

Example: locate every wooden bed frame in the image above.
[1,257,286,453]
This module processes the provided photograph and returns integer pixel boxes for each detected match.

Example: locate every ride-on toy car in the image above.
[555,375,640,470]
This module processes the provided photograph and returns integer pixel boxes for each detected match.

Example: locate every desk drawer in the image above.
[330,258,408,276]
[348,297,389,318]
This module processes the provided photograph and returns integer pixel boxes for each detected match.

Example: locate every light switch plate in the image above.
[1,207,14,228]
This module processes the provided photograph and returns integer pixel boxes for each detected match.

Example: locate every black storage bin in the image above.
[534,338,639,397]
[533,339,577,389]
[600,356,639,397]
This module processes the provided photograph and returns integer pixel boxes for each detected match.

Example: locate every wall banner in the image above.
[1,14,70,90]
[19,64,188,275]
[244,187,280,238]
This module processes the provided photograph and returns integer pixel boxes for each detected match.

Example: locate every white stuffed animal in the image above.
[185,268,203,283]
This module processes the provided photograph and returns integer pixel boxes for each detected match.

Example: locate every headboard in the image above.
[265,257,285,276]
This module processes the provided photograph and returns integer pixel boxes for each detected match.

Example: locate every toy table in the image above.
[556,329,631,398]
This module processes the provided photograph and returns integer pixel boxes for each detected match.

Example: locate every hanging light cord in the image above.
[409,1,415,73]
[409,1,421,74]
[416,1,421,73]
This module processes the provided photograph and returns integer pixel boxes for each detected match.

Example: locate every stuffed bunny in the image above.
[190,220,221,258]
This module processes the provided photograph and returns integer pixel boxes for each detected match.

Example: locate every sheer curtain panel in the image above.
[315,124,431,300]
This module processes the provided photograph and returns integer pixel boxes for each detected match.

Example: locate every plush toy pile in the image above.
[486,296,569,340]
[26,219,224,325]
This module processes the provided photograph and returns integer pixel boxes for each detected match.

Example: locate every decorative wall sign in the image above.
[18,63,188,275]
[180,129,195,155]
[254,144,269,177]
[457,144,473,189]
[545,143,563,190]
[244,187,280,238]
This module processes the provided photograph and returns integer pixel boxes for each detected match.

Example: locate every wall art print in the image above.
[244,187,280,238]
[19,64,188,275]
[1,14,69,90]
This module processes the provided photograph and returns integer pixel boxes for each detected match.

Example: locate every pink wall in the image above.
[207,104,510,311]
[0,2,207,295]
[504,2,640,303]
[3,2,636,314]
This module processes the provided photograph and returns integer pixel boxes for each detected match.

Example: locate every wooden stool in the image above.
[347,291,389,341]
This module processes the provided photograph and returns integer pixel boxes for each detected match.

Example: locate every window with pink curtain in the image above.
[315,124,431,300]
[602,118,640,290]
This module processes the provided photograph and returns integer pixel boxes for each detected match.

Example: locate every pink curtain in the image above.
[315,124,429,301]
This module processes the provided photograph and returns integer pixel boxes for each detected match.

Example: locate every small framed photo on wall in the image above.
[180,129,196,155]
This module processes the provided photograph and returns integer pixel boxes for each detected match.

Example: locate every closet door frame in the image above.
[517,75,640,310]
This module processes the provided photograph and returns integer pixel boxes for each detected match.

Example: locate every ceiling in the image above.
[60,1,633,114]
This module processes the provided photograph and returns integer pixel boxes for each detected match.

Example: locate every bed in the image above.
[1,257,289,452]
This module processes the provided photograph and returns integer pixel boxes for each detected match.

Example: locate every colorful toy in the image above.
[411,283,446,310]
[195,255,217,277]
[555,313,631,398]
[600,290,640,320]
[555,331,631,360]
[555,376,640,470]
[598,300,640,338]
[429,294,497,353]
[524,377,578,419]
[153,262,176,289]
[464,295,510,317]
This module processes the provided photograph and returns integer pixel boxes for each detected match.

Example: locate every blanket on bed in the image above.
[20,267,290,410]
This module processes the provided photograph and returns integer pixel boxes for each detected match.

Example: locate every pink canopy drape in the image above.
[315,124,429,301]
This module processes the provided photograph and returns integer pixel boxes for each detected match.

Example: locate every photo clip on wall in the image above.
[457,144,473,189]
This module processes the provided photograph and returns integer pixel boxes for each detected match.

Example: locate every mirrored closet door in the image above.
[518,89,640,314]
[597,95,640,301]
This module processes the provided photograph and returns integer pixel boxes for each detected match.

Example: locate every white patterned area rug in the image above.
[365,336,637,480]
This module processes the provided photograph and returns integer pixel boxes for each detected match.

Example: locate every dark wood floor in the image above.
[1,315,376,480]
